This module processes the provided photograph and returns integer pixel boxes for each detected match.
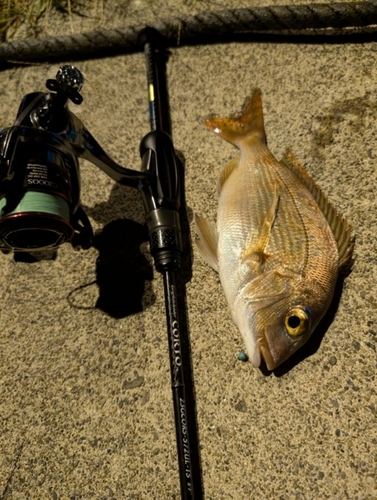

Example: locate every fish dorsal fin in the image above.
[280,149,354,271]
[217,156,239,195]
[195,213,219,272]
[203,89,266,147]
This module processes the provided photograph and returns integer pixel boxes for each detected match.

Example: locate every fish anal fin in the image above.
[217,156,239,195]
[281,149,354,272]
[195,213,219,272]
[203,89,266,147]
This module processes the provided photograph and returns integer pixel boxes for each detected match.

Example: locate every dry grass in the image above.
[0,0,90,40]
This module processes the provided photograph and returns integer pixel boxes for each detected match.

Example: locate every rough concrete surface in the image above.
[0,0,376,499]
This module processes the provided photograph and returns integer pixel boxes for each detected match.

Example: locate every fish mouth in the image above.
[256,336,276,371]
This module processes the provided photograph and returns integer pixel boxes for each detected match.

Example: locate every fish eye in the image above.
[285,307,310,337]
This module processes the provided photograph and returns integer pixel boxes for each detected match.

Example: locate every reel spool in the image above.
[0,126,80,252]
[0,66,92,253]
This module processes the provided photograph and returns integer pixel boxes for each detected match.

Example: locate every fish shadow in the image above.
[260,273,349,377]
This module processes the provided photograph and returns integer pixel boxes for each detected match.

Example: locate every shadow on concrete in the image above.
[93,218,155,318]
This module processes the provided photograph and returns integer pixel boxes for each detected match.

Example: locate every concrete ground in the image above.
[0,0,376,498]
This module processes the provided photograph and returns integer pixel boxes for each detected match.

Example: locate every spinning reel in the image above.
[0,64,181,272]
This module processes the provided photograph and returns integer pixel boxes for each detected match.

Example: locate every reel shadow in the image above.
[13,249,57,262]
[93,218,155,318]
[80,183,156,319]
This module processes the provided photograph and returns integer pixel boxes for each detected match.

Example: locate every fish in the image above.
[195,89,354,371]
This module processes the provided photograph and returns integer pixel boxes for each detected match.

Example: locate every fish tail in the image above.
[203,89,266,147]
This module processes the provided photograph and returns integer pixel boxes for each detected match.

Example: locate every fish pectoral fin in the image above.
[194,213,219,272]
[217,156,239,195]
[242,190,280,270]
[281,148,354,272]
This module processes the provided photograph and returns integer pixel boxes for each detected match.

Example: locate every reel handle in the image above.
[31,66,84,132]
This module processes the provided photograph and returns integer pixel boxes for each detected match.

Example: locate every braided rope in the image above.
[0,2,376,63]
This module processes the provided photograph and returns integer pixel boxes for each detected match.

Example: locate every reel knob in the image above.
[56,65,84,94]
[46,65,84,105]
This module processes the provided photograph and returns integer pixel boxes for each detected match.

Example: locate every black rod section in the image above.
[141,29,171,134]
[138,27,203,499]
[164,269,193,498]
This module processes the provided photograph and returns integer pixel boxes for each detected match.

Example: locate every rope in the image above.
[0,2,376,63]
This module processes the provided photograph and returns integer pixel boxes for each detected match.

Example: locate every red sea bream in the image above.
[195,90,354,370]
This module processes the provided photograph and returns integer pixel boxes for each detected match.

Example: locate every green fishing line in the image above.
[0,192,70,220]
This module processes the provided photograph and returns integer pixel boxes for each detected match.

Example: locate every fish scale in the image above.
[218,140,339,311]
[195,89,353,370]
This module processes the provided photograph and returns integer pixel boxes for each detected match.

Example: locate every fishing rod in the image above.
[0,30,203,500]
[137,27,203,499]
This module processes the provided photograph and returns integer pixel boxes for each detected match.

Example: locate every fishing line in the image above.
[0,2,376,64]
[0,191,70,220]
